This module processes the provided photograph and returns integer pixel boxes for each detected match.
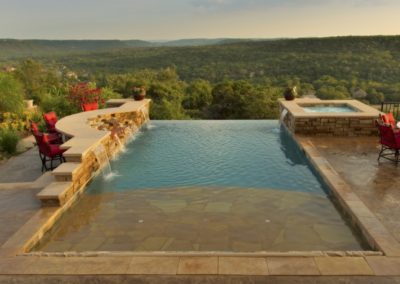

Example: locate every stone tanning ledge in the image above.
[35,99,151,207]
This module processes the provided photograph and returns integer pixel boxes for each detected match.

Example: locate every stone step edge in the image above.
[36,182,73,206]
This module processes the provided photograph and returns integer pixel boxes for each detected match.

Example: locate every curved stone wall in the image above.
[37,99,151,207]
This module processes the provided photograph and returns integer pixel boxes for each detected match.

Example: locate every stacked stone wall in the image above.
[282,111,378,137]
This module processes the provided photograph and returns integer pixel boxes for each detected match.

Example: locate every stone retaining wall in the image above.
[38,100,150,207]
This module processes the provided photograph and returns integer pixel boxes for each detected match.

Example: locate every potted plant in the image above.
[131,86,146,101]
[284,86,297,101]
[69,82,104,111]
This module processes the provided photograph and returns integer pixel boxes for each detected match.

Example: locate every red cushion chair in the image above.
[32,130,66,172]
[376,119,400,163]
[81,102,99,112]
[43,111,59,134]
[30,121,61,144]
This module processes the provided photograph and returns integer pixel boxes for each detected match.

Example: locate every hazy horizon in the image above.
[1,34,399,42]
[1,0,400,40]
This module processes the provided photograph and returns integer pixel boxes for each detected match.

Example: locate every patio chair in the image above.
[32,132,66,172]
[43,111,59,134]
[30,121,62,144]
[81,101,99,112]
[376,119,400,163]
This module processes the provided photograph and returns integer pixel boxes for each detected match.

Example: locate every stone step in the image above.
[52,162,81,182]
[36,182,74,207]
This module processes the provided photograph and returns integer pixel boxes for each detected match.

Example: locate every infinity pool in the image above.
[34,121,367,252]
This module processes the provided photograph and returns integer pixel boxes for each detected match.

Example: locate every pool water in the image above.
[303,105,357,113]
[34,121,367,252]
[91,121,327,193]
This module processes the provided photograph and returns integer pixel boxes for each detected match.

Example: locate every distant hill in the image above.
[0,39,133,59]
[52,35,400,84]
[148,38,247,47]
[0,38,252,59]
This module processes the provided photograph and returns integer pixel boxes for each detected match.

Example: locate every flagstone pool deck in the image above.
[1,133,400,281]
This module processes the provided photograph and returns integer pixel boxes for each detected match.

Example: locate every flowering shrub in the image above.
[0,110,42,133]
[68,82,105,109]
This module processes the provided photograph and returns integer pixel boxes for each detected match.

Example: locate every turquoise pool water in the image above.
[303,105,357,113]
[34,121,368,252]
[89,121,326,195]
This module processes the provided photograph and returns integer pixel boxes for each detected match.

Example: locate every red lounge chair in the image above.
[43,111,59,134]
[30,121,61,144]
[32,131,66,172]
[376,119,400,163]
[81,102,99,112]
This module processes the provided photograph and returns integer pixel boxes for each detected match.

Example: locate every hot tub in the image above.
[280,99,380,136]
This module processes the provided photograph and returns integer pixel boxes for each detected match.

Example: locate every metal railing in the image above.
[381,102,400,119]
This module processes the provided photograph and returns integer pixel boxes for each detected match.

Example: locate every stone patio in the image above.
[305,136,400,243]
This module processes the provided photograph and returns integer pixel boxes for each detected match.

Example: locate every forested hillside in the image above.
[1,36,400,122]
[0,38,245,59]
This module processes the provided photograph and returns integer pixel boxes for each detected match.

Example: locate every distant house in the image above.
[66,71,78,80]
[2,66,16,72]
[352,88,367,99]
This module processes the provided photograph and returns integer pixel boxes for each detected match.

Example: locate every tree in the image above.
[210,81,244,119]
[0,72,24,113]
[15,59,47,104]
[183,80,212,118]
[316,86,350,100]
[147,82,187,119]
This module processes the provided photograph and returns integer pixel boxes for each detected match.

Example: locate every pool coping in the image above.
[1,123,400,276]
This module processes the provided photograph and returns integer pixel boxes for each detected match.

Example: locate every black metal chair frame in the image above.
[378,144,400,164]
[38,150,66,172]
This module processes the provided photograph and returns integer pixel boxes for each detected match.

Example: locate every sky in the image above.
[0,0,399,40]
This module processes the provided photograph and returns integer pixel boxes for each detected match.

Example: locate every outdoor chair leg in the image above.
[40,153,47,172]
[378,145,385,162]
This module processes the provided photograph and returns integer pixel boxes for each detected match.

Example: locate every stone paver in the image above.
[366,256,400,276]
[1,275,400,283]
[219,257,269,275]
[0,147,42,183]
[315,257,374,275]
[267,257,320,275]
[0,187,41,247]
[177,257,218,275]
[127,256,179,275]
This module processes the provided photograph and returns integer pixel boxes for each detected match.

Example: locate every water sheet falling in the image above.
[280,108,288,123]
[92,143,117,181]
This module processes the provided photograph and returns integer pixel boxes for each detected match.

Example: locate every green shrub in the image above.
[40,93,78,118]
[101,87,122,102]
[0,129,20,154]
[0,72,25,113]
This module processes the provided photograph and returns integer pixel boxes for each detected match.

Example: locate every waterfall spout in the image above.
[93,144,115,180]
